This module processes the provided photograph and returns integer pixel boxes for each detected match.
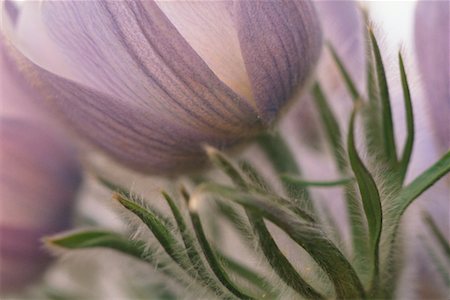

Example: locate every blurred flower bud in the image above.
[0,38,82,293]
[414,0,450,152]
[5,1,322,174]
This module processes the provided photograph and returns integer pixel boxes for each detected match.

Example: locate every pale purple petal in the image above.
[314,0,366,89]
[0,117,82,293]
[6,0,322,174]
[284,0,365,147]
[415,0,450,152]
[236,0,322,122]
[0,38,82,293]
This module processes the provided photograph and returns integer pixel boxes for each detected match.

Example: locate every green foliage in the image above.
[347,106,382,292]
[45,22,450,300]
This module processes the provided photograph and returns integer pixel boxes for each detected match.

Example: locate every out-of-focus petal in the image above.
[314,0,366,91]
[415,0,450,152]
[0,36,82,293]
[0,118,82,293]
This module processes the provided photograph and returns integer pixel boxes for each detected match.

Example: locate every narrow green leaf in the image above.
[46,230,190,289]
[239,160,272,193]
[381,152,450,296]
[98,177,173,227]
[398,53,415,183]
[281,174,353,188]
[369,30,397,166]
[113,193,192,272]
[348,106,382,291]
[328,43,360,101]
[216,251,278,297]
[47,230,149,260]
[207,149,323,298]
[257,132,300,176]
[194,183,366,299]
[208,147,315,223]
[397,151,450,215]
[320,204,346,252]
[216,201,254,244]
[188,204,256,300]
[161,191,227,296]
[245,211,325,299]
[257,133,314,212]
[311,82,369,269]
[423,212,450,260]
[363,26,384,156]
[311,83,346,171]
[206,146,247,189]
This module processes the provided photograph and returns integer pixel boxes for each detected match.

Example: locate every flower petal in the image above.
[38,1,259,130]
[415,0,450,151]
[235,0,322,123]
[155,0,254,104]
[314,0,365,91]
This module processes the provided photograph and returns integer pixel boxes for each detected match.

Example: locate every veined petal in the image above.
[155,0,255,105]
[6,0,321,174]
[415,0,450,152]
[38,1,260,131]
[235,0,322,123]
[30,63,254,174]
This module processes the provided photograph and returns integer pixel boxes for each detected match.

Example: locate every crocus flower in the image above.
[5,0,322,174]
[0,39,82,293]
[414,0,450,153]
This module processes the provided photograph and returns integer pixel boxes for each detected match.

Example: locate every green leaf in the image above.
[348,106,382,291]
[113,193,193,274]
[396,151,450,215]
[98,177,173,227]
[311,83,346,171]
[161,191,227,297]
[311,82,369,270]
[381,152,450,296]
[207,149,323,298]
[238,160,272,193]
[46,230,191,289]
[207,147,315,223]
[363,26,384,157]
[246,210,325,299]
[216,251,278,297]
[281,174,353,188]
[423,212,450,260]
[216,201,254,245]
[369,30,397,167]
[46,230,149,260]
[188,199,256,300]
[398,53,415,183]
[194,183,366,299]
[206,146,248,189]
[328,43,360,101]
[257,132,314,212]
[320,204,346,252]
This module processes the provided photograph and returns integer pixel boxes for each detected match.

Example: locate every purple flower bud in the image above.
[414,0,450,152]
[0,40,82,293]
[6,1,322,174]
